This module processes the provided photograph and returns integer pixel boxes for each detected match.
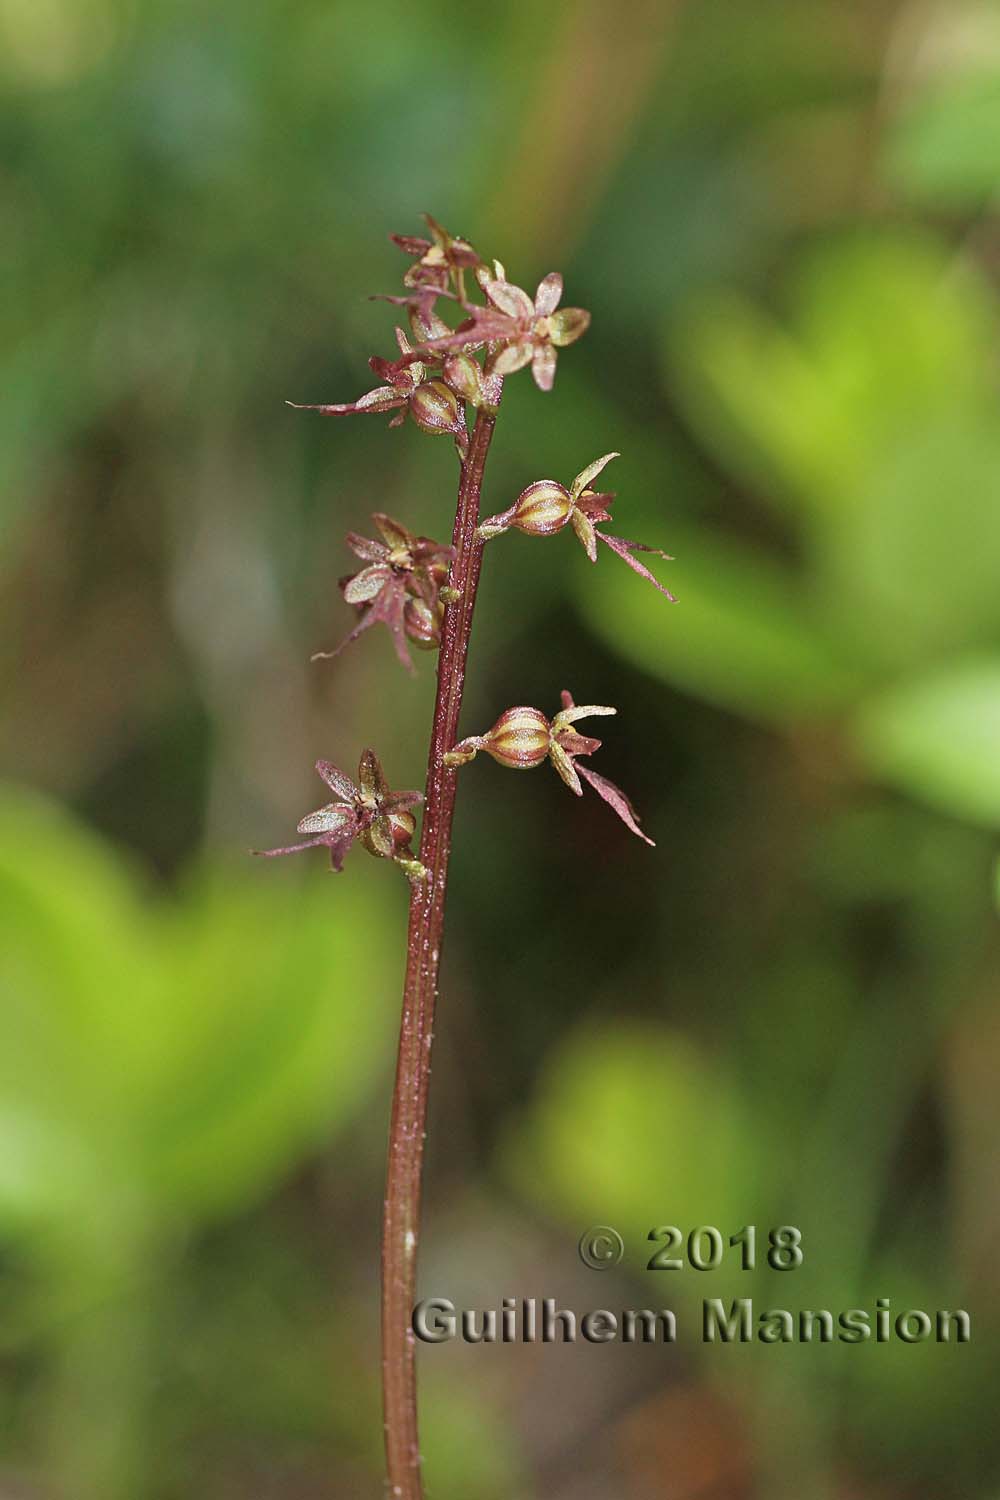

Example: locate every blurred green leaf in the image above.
[815,411,1000,667]
[669,233,998,515]
[421,1375,526,1500]
[502,1022,769,1237]
[144,870,397,1218]
[853,658,1000,827]
[885,75,1000,209]
[578,523,858,723]
[0,787,397,1236]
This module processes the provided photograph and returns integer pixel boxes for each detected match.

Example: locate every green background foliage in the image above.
[1,0,998,1495]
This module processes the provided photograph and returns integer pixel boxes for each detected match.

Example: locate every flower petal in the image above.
[343,564,392,606]
[345,532,389,564]
[571,451,620,499]
[491,341,534,376]
[570,507,597,562]
[366,813,395,859]
[370,354,420,390]
[359,748,389,803]
[315,761,359,801]
[484,278,535,320]
[372,514,416,553]
[556,731,602,756]
[534,272,563,316]
[557,703,617,726]
[297,802,356,835]
[383,789,424,812]
[548,307,591,347]
[391,233,433,256]
[548,739,583,795]
[577,764,655,846]
[531,343,557,392]
[575,489,615,522]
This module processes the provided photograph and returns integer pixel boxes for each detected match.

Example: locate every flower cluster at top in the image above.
[289,213,592,459]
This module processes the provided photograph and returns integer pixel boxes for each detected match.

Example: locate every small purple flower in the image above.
[255,751,426,880]
[313,513,454,674]
[374,263,590,398]
[477,452,675,598]
[390,213,482,297]
[444,690,654,845]
[478,268,591,392]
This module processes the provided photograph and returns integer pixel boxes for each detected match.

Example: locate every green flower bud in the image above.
[387,807,417,851]
[408,380,463,436]
[404,597,442,651]
[442,353,485,407]
[481,706,552,770]
[510,480,574,537]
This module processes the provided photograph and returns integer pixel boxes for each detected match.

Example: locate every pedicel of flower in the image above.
[444,691,654,845]
[253,752,427,880]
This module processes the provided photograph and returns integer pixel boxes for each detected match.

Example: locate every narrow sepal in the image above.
[571,507,598,561]
[597,532,677,599]
[571,452,620,499]
[577,763,655,846]
[254,838,328,859]
[548,738,583,795]
[286,387,405,416]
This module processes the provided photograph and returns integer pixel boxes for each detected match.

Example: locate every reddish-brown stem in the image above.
[381,402,500,1498]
